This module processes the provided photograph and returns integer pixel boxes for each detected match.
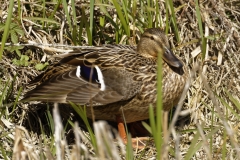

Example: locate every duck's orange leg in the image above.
[116,115,149,149]
[116,115,127,143]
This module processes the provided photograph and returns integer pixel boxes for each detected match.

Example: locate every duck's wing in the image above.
[24,45,140,105]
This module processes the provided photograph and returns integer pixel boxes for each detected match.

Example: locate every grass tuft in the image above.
[0,0,239,159]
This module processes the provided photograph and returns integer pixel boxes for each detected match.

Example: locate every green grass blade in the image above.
[46,106,55,135]
[126,134,133,160]
[71,0,77,45]
[149,105,156,138]
[195,0,203,39]
[89,0,94,44]
[184,126,219,159]
[0,145,7,159]
[95,1,118,29]
[156,51,163,159]
[184,130,201,160]
[210,103,214,154]
[62,0,72,31]
[25,17,60,24]
[167,0,180,42]
[165,0,170,33]
[214,94,240,119]
[17,0,21,21]
[78,15,84,45]
[155,0,161,28]
[4,75,16,105]
[70,102,98,153]
[147,0,153,28]
[141,121,152,134]
[48,0,61,21]
[0,80,10,107]
[222,129,226,160]
[121,0,129,28]
[81,7,92,45]
[225,90,240,109]
[132,0,137,35]
[201,37,207,60]
[194,0,206,60]
[0,0,14,60]
[112,0,130,36]
[11,87,22,114]
[42,0,46,27]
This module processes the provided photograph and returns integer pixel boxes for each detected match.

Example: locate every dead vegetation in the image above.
[0,0,240,159]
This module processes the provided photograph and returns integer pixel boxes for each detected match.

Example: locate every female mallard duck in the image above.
[24,28,188,144]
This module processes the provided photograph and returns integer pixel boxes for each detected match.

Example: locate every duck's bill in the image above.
[163,48,183,68]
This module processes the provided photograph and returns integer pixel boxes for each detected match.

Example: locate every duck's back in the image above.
[24,44,149,106]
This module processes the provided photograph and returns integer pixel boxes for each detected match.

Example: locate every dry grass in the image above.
[0,0,240,159]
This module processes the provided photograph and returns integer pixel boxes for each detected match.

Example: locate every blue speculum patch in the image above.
[80,65,99,82]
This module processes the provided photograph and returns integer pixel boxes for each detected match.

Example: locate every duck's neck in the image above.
[137,49,158,60]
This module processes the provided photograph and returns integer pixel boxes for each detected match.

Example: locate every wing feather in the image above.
[24,44,138,105]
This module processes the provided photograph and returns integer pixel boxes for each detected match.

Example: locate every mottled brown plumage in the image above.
[24,28,188,123]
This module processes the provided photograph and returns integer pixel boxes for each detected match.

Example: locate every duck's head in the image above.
[137,28,183,68]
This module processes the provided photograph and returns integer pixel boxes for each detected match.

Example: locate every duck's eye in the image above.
[150,36,154,40]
